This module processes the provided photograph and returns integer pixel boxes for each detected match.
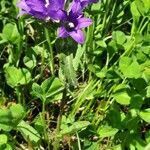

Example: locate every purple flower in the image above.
[80,0,98,7]
[57,1,93,44]
[17,0,48,19]
[17,0,97,44]
[70,0,98,15]
[17,0,65,20]
[47,0,65,20]
[58,15,92,44]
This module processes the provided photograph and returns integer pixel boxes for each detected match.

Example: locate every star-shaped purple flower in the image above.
[58,14,92,44]
[57,1,93,44]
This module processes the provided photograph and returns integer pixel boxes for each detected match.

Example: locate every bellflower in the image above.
[58,14,92,44]
[17,0,48,19]
[47,0,65,20]
[17,0,65,20]
[17,0,97,44]
[57,1,93,44]
[70,0,98,15]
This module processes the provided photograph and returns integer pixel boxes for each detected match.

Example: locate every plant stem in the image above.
[40,44,45,79]
[138,17,146,33]
[140,19,149,34]
[16,18,24,67]
[44,27,54,75]
[54,88,67,150]
[42,102,51,150]
[76,132,81,150]
[16,87,21,104]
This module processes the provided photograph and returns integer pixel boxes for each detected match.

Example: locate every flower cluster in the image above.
[17,0,98,44]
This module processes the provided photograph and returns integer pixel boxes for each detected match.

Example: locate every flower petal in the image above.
[81,0,98,8]
[77,17,92,29]
[69,0,82,16]
[58,27,68,38]
[26,0,46,12]
[17,0,31,13]
[69,29,84,44]
[48,9,67,20]
[17,0,47,19]
[48,0,65,10]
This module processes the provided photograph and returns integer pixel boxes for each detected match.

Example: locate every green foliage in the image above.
[0,104,25,131]
[113,84,131,105]
[1,23,21,44]
[17,120,41,144]
[0,134,12,150]
[119,57,143,79]
[59,116,90,137]
[98,125,118,138]
[4,66,31,88]
[32,77,64,103]
[140,109,150,123]
[59,53,78,88]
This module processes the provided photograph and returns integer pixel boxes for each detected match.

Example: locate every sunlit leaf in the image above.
[17,120,41,144]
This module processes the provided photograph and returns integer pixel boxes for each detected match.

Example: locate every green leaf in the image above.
[10,103,25,123]
[44,78,63,100]
[135,0,150,16]
[130,94,143,109]
[5,66,31,88]
[143,66,150,83]
[130,1,140,33]
[32,77,64,103]
[84,140,99,150]
[145,131,150,143]
[98,126,118,138]
[24,55,36,69]
[119,57,142,79]
[131,78,147,93]
[140,109,150,123]
[17,120,41,144]
[34,113,45,134]
[1,23,21,44]
[0,143,12,150]
[0,104,25,131]
[130,1,140,17]
[96,40,107,48]
[32,46,48,58]
[60,54,77,87]
[0,134,7,145]
[73,45,85,71]
[112,31,126,45]
[91,3,101,11]
[32,83,45,102]
[135,0,145,15]
[59,121,90,136]
[145,144,150,150]
[113,84,131,105]
[146,86,150,97]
